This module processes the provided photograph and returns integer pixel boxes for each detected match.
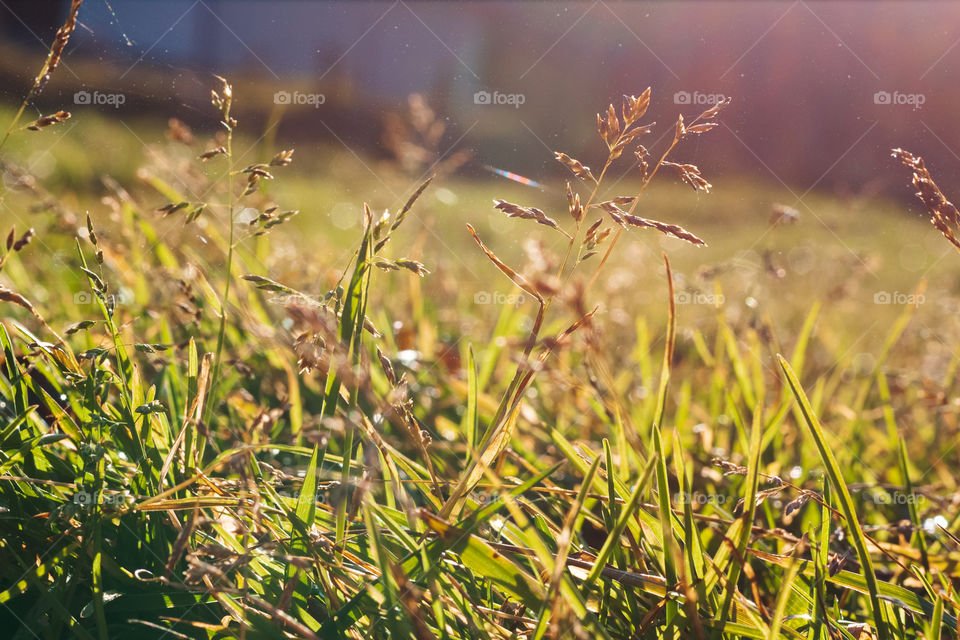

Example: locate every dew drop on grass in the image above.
[235,207,259,225]
[397,350,420,368]
[435,187,457,205]
[923,515,948,534]
[330,202,357,230]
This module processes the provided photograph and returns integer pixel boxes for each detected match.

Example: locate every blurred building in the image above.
[2,1,960,194]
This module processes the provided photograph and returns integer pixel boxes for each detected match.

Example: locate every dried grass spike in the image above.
[198,146,227,161]
[377,346,397,387]
[13,228,34,251]
[395,259,429,277]
[622,88,651,126]
[269,149,295,167]
[374,259,400,272]
[713,459,747,475]
[673,114,686,141]
[698,97,732,121]
[584,218,604,242]
[597,104,621,148]
[623,213,706,246]
[85,214,97,246]
[27,0,82,100]
[662,161,712,193]
[566,182,583,223]
[492,199,571,238]
[686,123,719,135]
[158,202,190,216]
[554,152,596,183]
[893,148,960,251]
[26,111,70,131]
[635,145,651,180]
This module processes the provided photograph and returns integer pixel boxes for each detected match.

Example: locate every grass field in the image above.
[3,17,960,640]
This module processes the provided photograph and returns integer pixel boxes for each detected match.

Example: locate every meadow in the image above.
[2,9,960,639]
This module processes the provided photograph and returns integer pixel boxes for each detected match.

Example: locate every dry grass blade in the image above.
[535,305,598,363]
[492,199,572,238]
[466,224,544,302]
[0,286,40,316]
[892,148,960,252]
[0,286,64,345]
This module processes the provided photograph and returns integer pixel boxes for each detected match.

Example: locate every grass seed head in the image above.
[26,111,71,131]
[893,148,960,251]
[27,0,83,100]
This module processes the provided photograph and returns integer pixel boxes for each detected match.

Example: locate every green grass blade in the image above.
[715,404,762,638]
[653,423,680,634]
[767,560,802,640]
[926,595,943,640]
[777,354,889,640]
[582,453,657,592]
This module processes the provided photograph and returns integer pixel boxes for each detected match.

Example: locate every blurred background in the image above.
[3,1,960,188]
[3,0,960,377]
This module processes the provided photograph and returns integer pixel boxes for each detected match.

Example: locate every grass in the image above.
[2,13,960,639]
